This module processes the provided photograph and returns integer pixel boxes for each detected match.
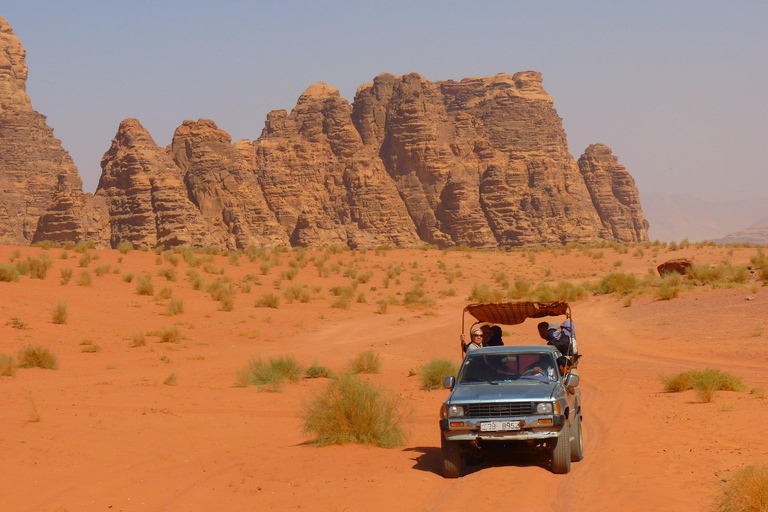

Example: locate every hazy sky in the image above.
[3,1,767,199]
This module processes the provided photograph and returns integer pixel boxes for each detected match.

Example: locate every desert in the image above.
[1,241,767,511]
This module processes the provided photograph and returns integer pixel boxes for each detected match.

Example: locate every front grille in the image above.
[465,402,534,418]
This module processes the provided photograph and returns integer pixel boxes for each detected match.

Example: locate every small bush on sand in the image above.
[165,298,184,316]
[122,272,134,283]
[419,360,459,390]
[302,374,408,447]
[208,278,234,311]
[130,331,147,347]
[77,270,92,286]
[306,363,334,379]
[158,286,173,299]
[1,354,17,376]
[51,301,68,324]
[60,268,73,285]
[163,372,178,386]
[159,325,181,344]
[158,267,177,282]
[17,345,58,369]
[94,263,111,277]
[117,241,133,254]
[236,356,303,391]
[79,339,102,353]
[663,369,746,402]
[28,255,53,279]
[136,275,154,296]
[349,350,381,374]
[0,264,20,282]
[255,293,280,309]
[468,283,504,303]
[594,272,640,296]
[712,464,768,512]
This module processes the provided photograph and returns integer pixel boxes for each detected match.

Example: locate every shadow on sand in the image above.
[406,445,552,476]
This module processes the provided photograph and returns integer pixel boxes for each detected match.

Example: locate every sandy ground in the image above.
[1,243,767,511]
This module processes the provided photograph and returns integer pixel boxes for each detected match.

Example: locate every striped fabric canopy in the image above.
[463,301,569,326]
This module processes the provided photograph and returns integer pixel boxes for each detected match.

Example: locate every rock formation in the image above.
[0,17,85,245]
[657,258,692,277]
[578,144,649,242]
[96,119,221,248]
[1,16,651,250]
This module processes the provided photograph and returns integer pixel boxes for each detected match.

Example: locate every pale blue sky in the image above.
[3,1,767,200]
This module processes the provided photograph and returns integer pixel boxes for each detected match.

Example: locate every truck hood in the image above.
[448,381,557,403]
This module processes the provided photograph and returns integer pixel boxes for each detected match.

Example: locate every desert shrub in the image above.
[283,283,306,303]
[28,255,53,279]
[165,298,184,316]
[329,285,355,298]
[10,317,27,329]
[712,464,768,512]
[122,272,134,283]
[594,272,639,296]
[117,241,133,254]
[163,372,178,386]
[0,263,21,282]
[439,288,457,297]
[94,263,111,277]
[136,275,154,296]
[375,300,388,314]
[51,301,68,324]
[60,268,73,285]
[330,296,351,309]
[187,270,205,290]
[79,339,102,353]
[158,286,173,299]
[349,350,381,374]
[655,273,681,300]
[131,331,147,347]
[78,253,92,268]
[17,345,58,369]
[76,270,92,286]
[306,363,334,379]
[468,283,504,303]
[237,356,303,391]
[662,368,746,400]
[255,293,280,308]
[159,325,181,344]
[419,360,459,391]
[403,284,433,308]
[164,252,180,267]
[0,353,16,376]
[356,292,367,304]
[158,267,177,282]
[302,374,408,447]
[356,270,374,284]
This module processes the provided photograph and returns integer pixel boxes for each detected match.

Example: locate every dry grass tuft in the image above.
[0,353,17,376]
[349,350,382,374]
[712,464,768,512]
[663,368,746,402]
[17,345,58,369]
[236,356,303,391]
[163,372,179,386]
[418,360,459,390]
[51,301,68,324]
[302,374,409,447]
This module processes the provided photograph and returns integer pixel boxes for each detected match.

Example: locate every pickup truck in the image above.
[440,345,583,476]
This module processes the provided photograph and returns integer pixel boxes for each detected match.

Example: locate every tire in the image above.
[551,422,571,474]
[441,433,462,478]
[570,414,584,462]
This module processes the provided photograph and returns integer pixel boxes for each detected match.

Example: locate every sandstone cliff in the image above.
[1,16,651,249]
[578,143,649,242]
[0,17,85,245]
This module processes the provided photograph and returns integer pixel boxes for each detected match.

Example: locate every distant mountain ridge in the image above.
[1,16,649,249]
[642,191,768,242]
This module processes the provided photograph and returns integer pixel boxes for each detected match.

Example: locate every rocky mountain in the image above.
[714,225,768,245]
[1,16,649,250]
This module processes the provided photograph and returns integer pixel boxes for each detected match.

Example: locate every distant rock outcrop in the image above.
[1,16,651,249]
[578,144,649,242]
[657,258,692,277]
[714,225,768,245]
[0,17,85,245]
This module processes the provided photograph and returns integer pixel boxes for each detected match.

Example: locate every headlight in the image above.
[536,403,553,414]
[447,405,465,417]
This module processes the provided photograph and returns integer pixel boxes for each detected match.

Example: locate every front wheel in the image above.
[551,423,571,474]
[441,434,462,478]
[571,414,584,462]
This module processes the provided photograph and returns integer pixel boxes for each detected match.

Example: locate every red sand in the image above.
[1,244,766,511]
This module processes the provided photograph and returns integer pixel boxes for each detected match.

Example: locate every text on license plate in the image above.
[480,420,521,432]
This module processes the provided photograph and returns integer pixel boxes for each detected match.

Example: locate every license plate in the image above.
[480,420,520,432]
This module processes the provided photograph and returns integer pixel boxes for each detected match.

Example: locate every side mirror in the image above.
[443,376,455,389]
[564,373,580,389]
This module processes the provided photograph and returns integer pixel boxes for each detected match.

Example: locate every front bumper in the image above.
[440,415,565,442]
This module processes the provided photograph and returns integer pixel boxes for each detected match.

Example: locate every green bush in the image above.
[17,345,58,369]
[349,350,381,374]
[594,272,640,296]
[302,374,408,447]
[662,368,746,401]
[419,360,459,391]
[236,356,303,391]
[306,363,334,379]
[468,283,504,303]
[713,464,768,512]
[51,301,68,324]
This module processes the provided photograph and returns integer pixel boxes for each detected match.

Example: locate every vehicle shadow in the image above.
[463,448,551,476]
[404,446,443,475]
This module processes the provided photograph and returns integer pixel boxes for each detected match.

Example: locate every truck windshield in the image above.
[459,353,558,384]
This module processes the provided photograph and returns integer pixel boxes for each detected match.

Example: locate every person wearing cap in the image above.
[461,325,487,353]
